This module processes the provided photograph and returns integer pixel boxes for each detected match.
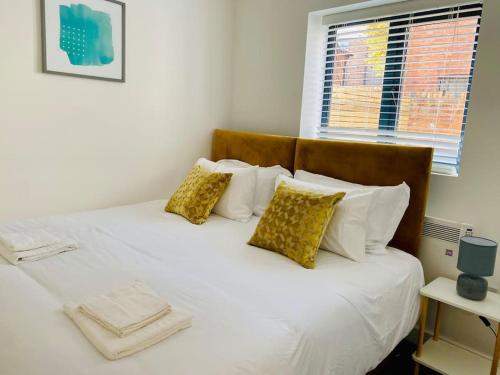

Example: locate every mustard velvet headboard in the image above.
[211,129,297,171]
[211,129,433,257]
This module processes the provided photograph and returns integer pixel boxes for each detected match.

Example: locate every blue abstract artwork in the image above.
[42,0,125,81]
[59,4,114,66]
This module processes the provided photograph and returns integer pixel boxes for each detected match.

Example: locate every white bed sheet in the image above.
[0,200,424,375]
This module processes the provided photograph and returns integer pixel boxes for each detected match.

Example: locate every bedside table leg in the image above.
[413,362,420,375]
[491,324,500,375]
[416,296,429,357]
[433,301,442,341]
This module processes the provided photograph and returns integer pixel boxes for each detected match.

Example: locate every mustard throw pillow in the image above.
[248,182,345,268]
[166,165,232,224]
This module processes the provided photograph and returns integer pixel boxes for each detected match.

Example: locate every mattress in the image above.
[0,200,424,375]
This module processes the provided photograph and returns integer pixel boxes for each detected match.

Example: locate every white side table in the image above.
[413,277,500,375]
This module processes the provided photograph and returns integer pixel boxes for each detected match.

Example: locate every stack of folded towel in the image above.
[0,229,78,265]
[64,280,192,360]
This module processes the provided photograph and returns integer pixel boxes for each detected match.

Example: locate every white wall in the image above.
[0,0,235,221]
[230,0,500,357]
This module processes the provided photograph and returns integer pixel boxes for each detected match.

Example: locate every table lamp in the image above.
[456,236,497,301]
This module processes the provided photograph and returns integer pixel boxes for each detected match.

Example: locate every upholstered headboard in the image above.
[211,129,297,171]
[211,129,433,256]
[294,138,433,256]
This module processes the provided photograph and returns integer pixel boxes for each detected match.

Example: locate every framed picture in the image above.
[41,0,125,82]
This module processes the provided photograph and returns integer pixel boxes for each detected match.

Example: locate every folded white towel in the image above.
[64,303,192,360]
[0,229,60,252]
[0,240,78,265]
[79,281,172,337]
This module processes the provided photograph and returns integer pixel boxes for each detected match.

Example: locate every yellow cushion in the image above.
[165,165,232,224]
[248,182,345,268]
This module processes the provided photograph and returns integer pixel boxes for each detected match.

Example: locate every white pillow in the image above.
[294,170,410,254]
[216,159,292,216]
[275,175,373,262]
[196,158,257,222]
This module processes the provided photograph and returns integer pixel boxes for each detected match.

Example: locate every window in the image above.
[318,3,482,176]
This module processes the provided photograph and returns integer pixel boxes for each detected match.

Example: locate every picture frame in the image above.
[41,0,126,82]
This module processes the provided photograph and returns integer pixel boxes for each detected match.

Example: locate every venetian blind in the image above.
[319,3,482,175]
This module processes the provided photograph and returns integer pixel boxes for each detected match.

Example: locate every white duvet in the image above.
[0,200,423,375]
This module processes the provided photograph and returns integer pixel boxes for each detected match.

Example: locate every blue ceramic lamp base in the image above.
[456,273,488,301]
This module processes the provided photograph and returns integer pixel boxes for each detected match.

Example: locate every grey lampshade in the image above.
[457,236,497,276]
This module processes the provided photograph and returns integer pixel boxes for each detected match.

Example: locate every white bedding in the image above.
[0,200,423,375]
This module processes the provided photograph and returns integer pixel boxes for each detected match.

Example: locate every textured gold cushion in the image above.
[248,182,345,268]
[165,165,232,224]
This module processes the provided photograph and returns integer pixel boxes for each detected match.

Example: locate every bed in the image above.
[0,129,433,375]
